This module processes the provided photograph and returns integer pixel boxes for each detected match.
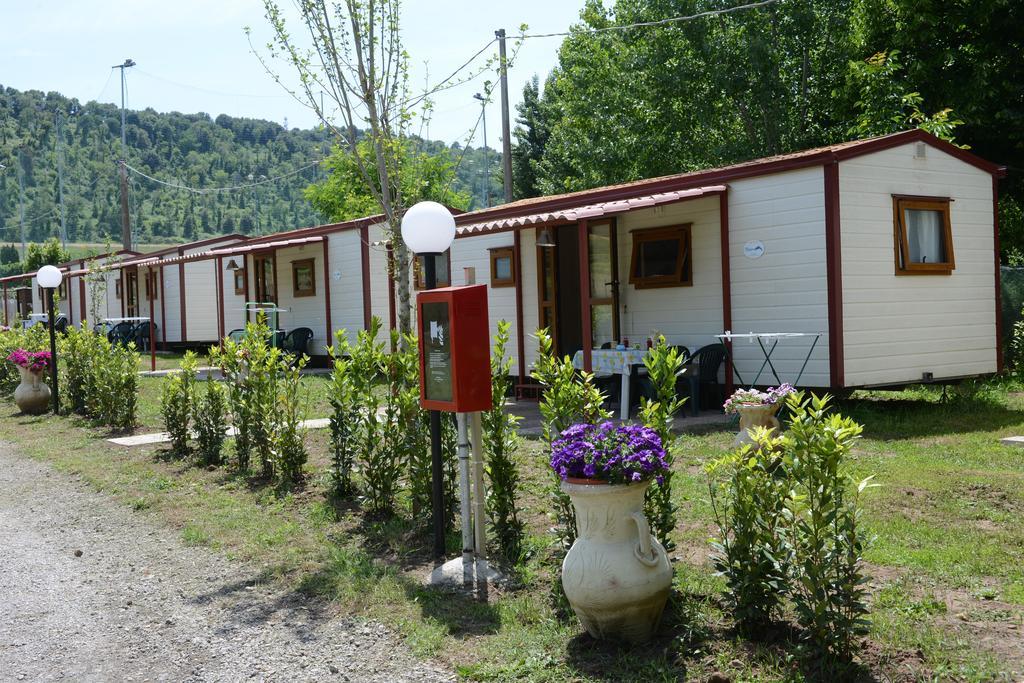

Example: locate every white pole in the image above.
[470,411,487,582]
[456,412,473,586]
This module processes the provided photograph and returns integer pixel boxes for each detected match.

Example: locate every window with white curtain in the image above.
[894,197,954,274]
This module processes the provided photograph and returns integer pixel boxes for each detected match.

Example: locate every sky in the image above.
[0,0,587,147]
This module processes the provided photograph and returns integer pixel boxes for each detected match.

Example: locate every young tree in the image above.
[257,1,445,336]
[304,139,469,222]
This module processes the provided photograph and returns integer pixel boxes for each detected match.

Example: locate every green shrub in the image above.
[212,318,283,477]
[785,394,872,663]
[707,430,792,635]
[531,328,609,549]
[327,331,359,497]
[55,326,137,430]
[483,320,524,563]
[638,336,687,551]
[273,358,308,485]
[707,393,874,662]
[193,377,228,466]
[161,352,197,457]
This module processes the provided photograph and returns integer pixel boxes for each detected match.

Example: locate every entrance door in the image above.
[253,254,275,303]
[587,219,620,348]
[536,220,620,356]
[125,269,139,317]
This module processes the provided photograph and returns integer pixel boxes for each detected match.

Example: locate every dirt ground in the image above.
[0,441,455,683]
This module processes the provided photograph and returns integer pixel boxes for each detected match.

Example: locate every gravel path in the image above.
[0,442,455,683]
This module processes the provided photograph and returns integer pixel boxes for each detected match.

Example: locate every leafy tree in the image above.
[847,50,964,144]
[510,75,554,200]
[533,0,857,194]
[305,140,469,222]
[23,237,70,272]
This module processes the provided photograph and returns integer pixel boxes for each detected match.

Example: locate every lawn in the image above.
[3,375,1023,681]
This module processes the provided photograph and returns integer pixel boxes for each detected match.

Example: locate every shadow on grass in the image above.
[563,588,887,682]
[835,391,1024,440]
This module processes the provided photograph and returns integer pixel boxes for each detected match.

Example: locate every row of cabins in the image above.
[0,130,1007,390]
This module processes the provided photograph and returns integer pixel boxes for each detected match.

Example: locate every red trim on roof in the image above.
[454,130,1003,227]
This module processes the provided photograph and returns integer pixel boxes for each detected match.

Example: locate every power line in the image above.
[519,0,781,39]
[133,68,292,100]
[124,160,323,195]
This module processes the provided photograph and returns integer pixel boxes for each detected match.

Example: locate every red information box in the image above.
[417,284,492,413]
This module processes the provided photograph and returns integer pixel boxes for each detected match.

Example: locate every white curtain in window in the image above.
[906,209,944,264]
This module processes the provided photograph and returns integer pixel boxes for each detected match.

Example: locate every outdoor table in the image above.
[23,313,49,328]
[572,347,647,420]
[715,331,822,388]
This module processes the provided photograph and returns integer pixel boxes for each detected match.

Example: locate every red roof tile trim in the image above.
[456,185,727,236]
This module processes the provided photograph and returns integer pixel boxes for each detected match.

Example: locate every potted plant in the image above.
[551,421,673,643]
[723,384,795,447]
[6,348,52,414]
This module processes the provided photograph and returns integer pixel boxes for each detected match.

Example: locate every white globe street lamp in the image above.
[401,201,456,559]
[37,265,63,289]
[36,265,64,414]
[401,201,456,256]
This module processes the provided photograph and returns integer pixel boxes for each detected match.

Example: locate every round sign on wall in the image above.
[743,240,765,259]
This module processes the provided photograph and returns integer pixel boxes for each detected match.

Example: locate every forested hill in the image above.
[0,86,500,246]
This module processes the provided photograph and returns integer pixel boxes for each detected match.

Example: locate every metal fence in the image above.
[1002,266,1024,364]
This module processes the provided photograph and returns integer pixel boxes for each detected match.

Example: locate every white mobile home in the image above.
[432,129,1005,390]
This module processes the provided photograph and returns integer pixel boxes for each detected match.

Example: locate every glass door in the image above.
[588,219,620,348]
[254,255,275,303]
[125,269,139,317]
[536,230,559,350]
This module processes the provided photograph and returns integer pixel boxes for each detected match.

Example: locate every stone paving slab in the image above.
[108,418,330,446]
[1000,436,1024,448]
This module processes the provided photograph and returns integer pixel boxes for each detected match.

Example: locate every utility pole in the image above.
[113,58,136,252]
[55,112,68,246]
[496,29,513,204]
[16,151,26,259]
[473,92,490,208]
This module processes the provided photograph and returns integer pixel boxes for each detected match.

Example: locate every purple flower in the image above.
[550,422,668,485]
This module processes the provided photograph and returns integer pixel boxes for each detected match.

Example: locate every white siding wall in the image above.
[181,259,220,342]
[367,223,394,341]
[728,167,831,387]
[451,230,521,376]
[274,242,330,355]
[617,196,725,359]
[221,259,247,337]
[162,266,182,342]
[839,143,997,386]
[328,230,367,347]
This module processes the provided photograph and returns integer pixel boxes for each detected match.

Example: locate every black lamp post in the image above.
[36,265,63,414]
[401,201,456,559]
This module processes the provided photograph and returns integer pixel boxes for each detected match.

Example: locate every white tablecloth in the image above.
[571,348,647,376]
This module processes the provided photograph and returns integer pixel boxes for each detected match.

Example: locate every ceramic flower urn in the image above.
[560,479,672,643]
[733,403,781,447]
[14,366,51,415]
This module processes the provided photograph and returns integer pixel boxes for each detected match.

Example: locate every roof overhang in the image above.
[455,185,727,237]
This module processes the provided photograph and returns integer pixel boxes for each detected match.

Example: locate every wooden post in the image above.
[148,269,156,372]
[322,238,333,351]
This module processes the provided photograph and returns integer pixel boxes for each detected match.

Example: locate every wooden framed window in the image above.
[893,196,954,274]
[628,224,692,289]
[489,246,515,287]
[233,269,246,295]
[414,251,451,290]
[115,278,122,300]
[292,258,316,297]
